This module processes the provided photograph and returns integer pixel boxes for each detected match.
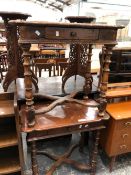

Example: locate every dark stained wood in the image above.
[99,46,131,84]
[65,16,96,23]
[0,11,30,20]
[10,20,123,175]
[0,11,32,92]
[20,101,109,133]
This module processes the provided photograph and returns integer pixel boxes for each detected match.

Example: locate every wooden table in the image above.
[0,11,31,91]
[9,21,123,175]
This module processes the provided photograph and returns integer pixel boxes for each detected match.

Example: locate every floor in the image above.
[24,133,131,175]
[0,73,131,175]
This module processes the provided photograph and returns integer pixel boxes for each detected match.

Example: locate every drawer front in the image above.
[19,26,117,43]
[44,27,99,40]
[47,122,104,137]
[99,29,117,40]
[117,118,131,131]
[19,26,99,41]
[109,119,131,156]
[28,122,105,141]
[114,142,131,155]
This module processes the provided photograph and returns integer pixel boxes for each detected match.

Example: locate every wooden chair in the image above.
[55,58,68,76]
[34,58,55,77]
[59,50,65,58]
[57,62,68,76]
[40,50,56,58]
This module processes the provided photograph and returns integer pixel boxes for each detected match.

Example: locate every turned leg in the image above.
[109,156,116,172]
[79,132,85,153]
[90,130,100,175]
[31,141,39,175]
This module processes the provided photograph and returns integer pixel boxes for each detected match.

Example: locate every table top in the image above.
[0,11,31,20]
[21,100,108,134]
[107,101,131,120]
[9,20,123,29]
[65,16,96,23]
[11,21,123,45]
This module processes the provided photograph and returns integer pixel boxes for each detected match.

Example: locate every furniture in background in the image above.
[99,46,131,83]
[0,11,38,92]
[40,46,65,58]
[100,58,131,172]
[57,62,68,76]
[34,58,68,77]
[10,20,122,175]
[100,100,131,172]
[34,58,55,77]
[0,92,24,175]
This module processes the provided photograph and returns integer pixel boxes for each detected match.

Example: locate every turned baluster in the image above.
[31,141,39,175]
[90,130,100,175]
[21,43,35,127]
[99,44,115,116]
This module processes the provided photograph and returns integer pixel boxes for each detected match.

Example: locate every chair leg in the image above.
[31,141,39,175]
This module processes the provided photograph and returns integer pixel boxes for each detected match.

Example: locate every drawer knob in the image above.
[125,122,131,126]
[122,134,128,139]
[120,144,127,149]
[70,32,77,37]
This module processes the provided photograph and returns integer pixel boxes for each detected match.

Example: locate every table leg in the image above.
[90,130,100,175]
[31,141,39,175]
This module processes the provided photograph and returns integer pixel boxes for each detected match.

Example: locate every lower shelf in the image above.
[0,147,21,175]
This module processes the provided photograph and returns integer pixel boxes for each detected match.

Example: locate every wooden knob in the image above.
[120,145,127,149]
[70,32,77,37]
[122,134,128,139]
[125,122,131,126]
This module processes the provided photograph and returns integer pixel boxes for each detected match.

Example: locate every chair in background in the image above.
[59,50,65,58]
[55,58,68,76]
[40,50,57,58]
[34,58,55,77]
[57,62,68,76]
